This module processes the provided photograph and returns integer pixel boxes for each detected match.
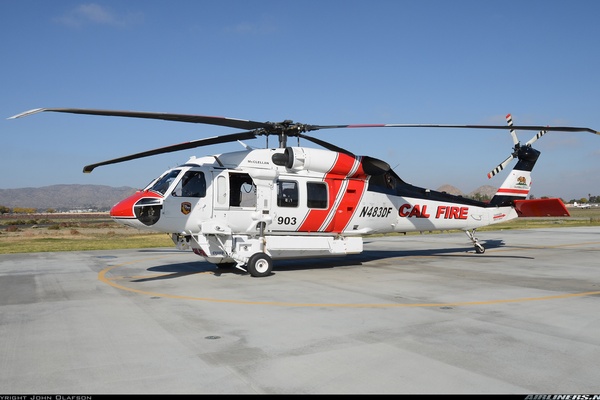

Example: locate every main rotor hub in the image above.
[261,120,307,148]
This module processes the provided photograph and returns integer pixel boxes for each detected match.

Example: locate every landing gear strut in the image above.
[465,229,485,254]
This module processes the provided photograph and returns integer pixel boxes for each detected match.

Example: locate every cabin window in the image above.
[216,175,227,205]
[172,170,206,198]
[277,180,298,207]
[307,182,328,209]
[229,172,256,207]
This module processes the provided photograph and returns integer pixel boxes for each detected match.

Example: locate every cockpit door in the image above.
[160,168,210,232]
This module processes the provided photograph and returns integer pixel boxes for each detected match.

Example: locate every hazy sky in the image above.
[3,0,599,200]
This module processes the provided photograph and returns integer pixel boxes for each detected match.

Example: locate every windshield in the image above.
[147,169,182,195]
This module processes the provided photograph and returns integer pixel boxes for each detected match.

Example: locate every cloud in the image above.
[55,3,142,28]
[222,15,279,36]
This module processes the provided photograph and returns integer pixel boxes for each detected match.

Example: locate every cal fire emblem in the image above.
[181,202,192,215]
[516,176,528,186]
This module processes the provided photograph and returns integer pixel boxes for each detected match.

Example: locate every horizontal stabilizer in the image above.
[514,198,570,217]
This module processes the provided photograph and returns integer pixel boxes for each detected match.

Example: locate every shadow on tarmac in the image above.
[129,237,533,281]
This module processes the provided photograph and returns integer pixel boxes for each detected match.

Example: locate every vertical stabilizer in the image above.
[489,145,540,206]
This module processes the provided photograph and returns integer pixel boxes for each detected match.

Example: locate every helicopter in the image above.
[9,108,600,277]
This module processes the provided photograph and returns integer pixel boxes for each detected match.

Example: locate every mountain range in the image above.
[0,184,497,212]
[0,185,137,211]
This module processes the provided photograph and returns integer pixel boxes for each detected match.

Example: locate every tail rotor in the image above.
[487,114,548,179]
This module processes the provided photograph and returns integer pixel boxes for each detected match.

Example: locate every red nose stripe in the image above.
[110,191,162,218]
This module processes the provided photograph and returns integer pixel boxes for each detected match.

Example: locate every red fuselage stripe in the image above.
[298,153,367,233]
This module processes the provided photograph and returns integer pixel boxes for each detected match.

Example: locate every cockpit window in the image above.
[148,169,181,195]
[172,170,206,198]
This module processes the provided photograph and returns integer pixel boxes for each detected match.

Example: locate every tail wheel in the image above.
[475,243,485,254]
[247,252,273,277]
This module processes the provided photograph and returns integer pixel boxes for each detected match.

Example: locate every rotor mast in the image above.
[263,120,307,149]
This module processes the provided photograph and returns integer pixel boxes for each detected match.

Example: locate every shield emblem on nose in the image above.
[181,202,192,215]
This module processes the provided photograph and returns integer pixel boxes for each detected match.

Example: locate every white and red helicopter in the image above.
[9,108,600,277]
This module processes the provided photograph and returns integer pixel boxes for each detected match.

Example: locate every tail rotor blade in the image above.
[525,129,548,146]
[487,154,515,179]
[487,114,519,179]
[506,114,519,146]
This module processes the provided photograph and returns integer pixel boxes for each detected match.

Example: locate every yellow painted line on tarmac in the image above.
[98,251,600,308]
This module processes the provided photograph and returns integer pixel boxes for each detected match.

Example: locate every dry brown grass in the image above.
[0,215,172,253]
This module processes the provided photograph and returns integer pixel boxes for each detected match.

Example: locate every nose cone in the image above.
[111,191,146,218]
[110,191,163,228]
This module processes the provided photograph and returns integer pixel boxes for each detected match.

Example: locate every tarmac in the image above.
[1,227,599,394]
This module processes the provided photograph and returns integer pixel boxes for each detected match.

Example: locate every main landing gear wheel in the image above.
[247,252,273,277]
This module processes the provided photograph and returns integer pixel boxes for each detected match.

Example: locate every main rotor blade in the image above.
[298,133,354,155]
[11,109,598,135]
[308,123,599,135]
[9,108,270,131]
[83,131,257,173]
